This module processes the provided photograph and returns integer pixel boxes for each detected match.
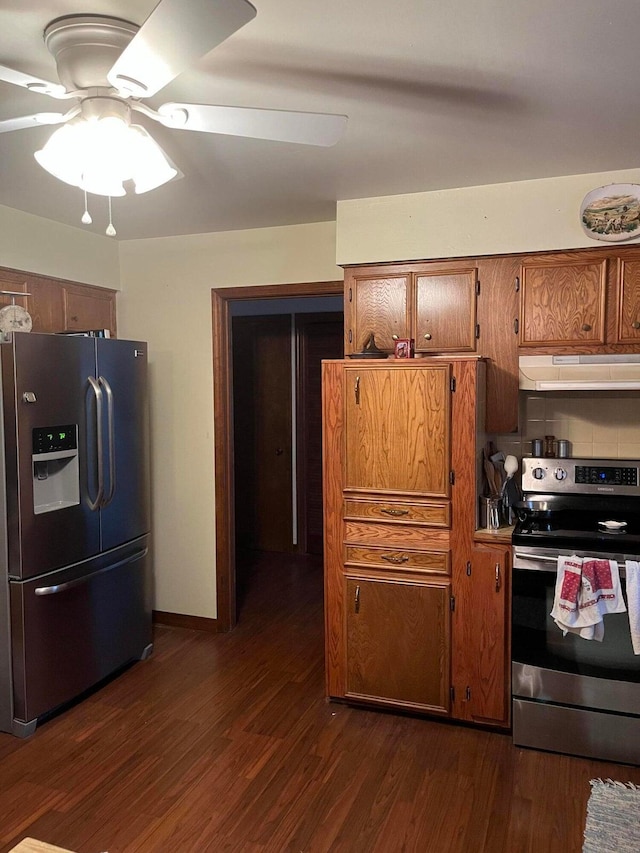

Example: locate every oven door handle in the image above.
[513,552,558,566]
[513,551,627,577]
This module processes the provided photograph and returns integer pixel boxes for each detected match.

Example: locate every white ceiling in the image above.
[0,0,638,241]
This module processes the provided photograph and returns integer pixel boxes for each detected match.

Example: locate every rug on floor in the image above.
[583,778,640,852]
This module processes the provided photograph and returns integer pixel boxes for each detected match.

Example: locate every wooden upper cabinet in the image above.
[345,575,451,713]
[414,266,478,353]
[345,271,410,353]
[344,364,451,497]
[62,282,116,336]
[519,254,607,346]
[0,266,117,337]
[615,257,640,343]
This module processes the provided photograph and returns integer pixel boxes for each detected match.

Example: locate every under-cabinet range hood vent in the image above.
[519,355,640,391]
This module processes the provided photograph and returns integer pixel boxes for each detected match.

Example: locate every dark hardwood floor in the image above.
[0,551,638,852]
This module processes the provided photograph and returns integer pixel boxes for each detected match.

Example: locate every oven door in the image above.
[512,544,640,764]
[512,546,640,714]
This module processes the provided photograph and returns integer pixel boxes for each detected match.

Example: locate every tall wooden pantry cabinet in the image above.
[322,357,510,728]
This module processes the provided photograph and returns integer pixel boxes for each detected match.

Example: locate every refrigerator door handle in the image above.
[34,547,149,596]
[87,376,104,511]
[99,375,116,508]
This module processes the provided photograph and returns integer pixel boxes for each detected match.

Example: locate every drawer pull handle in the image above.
[382,554,409,564]
[380,508,409,516]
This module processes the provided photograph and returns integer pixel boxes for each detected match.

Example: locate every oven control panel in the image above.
[522,457,640,495]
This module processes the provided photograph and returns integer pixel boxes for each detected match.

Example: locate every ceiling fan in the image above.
[0,0,348,203]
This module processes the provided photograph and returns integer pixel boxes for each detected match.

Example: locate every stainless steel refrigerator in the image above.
[0,332,152,736]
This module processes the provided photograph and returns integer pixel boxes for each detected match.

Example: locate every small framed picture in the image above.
[394,338,414,359]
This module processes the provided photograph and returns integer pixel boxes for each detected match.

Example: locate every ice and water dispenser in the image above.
[32,425,79,514]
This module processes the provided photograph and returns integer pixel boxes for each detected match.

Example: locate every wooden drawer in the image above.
[345,545,450,574]
[344,498,450,527]
[344,520,450,549]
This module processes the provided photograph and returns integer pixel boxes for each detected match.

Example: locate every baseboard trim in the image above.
[153,610,221,633]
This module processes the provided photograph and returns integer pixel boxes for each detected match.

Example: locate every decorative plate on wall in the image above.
[580,183,640,242]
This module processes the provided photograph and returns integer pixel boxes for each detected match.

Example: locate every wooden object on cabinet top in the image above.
[0,265,117,337]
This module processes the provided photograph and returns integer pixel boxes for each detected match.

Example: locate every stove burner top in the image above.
[513,492,640,552]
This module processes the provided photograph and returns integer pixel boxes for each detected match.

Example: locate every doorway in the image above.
[212,281,344,631]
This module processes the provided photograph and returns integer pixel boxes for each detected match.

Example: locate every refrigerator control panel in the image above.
[32,425,77,454]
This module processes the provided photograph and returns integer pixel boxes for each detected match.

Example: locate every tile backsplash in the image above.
[494,392,640,460]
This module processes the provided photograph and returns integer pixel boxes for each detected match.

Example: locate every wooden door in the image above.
[345,575,451,712]
[453,546,509,726]
[519,254,607,346]
[344,271,410,353]
[233,314,293,553]
[344,364,451,496]
[295,313,344,555]
[615,257,640,343]
[414,266,478,352]
[62,282,117,336]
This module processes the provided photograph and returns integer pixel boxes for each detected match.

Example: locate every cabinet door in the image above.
[344,365,451,496]
[616,258,640,343]
[414,266,478,352]
[453,547,509,726]
[345,272,410,353]
[519,255,607,345]
[63,283,117,336]
[346,576,451,712]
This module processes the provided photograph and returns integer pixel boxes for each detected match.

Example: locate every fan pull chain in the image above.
[105,196,116,237]
[81,189,92,225]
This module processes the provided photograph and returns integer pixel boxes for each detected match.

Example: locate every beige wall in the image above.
[117,221,341,619]
[336,168,640,266]
[7,166,640,621]
[0,203,119,288]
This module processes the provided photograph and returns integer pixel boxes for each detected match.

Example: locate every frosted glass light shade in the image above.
[34,115,177,196]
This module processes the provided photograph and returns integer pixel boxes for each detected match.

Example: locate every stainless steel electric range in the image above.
[512,456,640,765]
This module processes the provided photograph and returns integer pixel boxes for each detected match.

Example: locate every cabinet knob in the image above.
[581,323,592,332]
[424,333,432,341]
[392,334,399,340]
[632,321,640,330]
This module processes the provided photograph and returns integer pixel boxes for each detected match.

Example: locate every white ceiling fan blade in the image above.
[0,64,67,98]
[156,103,348,147]
[0,112,68,134]
[107,0,257,98]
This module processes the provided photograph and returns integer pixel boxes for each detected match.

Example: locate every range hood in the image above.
[519,354,640,391]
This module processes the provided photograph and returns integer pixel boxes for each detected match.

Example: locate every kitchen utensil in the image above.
[483,453,500,497]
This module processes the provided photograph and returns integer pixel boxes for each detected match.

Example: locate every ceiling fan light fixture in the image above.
[34,109,177,197]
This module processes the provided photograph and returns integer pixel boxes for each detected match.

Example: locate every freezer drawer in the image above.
[10,536,152,726]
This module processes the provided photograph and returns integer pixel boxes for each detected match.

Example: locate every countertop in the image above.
[474,526,514,545]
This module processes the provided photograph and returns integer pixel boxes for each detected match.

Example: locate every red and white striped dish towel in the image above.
[624,560,640,654]
[551,555,626,640]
